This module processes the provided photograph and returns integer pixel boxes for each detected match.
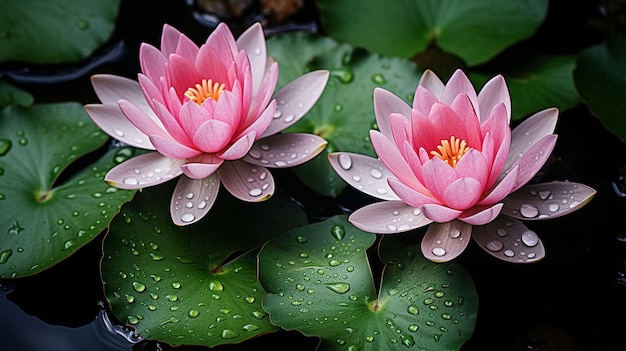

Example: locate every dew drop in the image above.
[431,247,446,257]
[209,280,224,291]
[503,249,515,257]
[242,324,260,331]
[331,224,345,240]
[180,213,195,223]
[0,249,12,264]
[338,154,352,170]
[371,73,387,85]
[221,329,238,339]
[369,168,382,179]
[485,240,503,252]
[519,203,539,218]
[325,282,350,294]
[132,281,146,293]
[521,230,539,247]
[0,139,11,156]
[188,309,199,318]
[407,304,419,315]
[123,177,138,185]
[249,188,263,197]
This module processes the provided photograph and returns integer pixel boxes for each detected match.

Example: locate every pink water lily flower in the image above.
[329,69,595,263]
[85,22,329,226]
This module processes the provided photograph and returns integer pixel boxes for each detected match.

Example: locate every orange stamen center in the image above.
[430,136,469,168]
[184,79,225,105]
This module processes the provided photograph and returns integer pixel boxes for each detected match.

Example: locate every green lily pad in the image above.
[0,0,120,64]
[268,32,422,197]
[0,80,34,108]
[0,102,136,277]
[574,34,626,141]
[316,0,547,65]
[471,55,580,120]
[101,181,308,347]
[259,215,478,350]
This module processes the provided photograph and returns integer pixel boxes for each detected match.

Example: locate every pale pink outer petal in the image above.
[118,99,170,139]
[477,74,511,124]
[262,70,330,137]
[510,135,557,192]
[219,131,256,160]
[373,87,413,140]
[472,215,545,263]
[244,133,327,167]
[348,201,432,234]
[149,134,202,159]
[180,161,222,179]
[85,104,155,149]
[170,173,220,226]
[328,152,400,201]
[235,22,267,96]
[370,130,424,191]
[417,69,445,100]
[421,203,463,223]
[421,220,472,262]
[105,152,184,189]
[388,177,438,207]
[501,182,596,220]
[478,165,519,205]
[440,70,479,116]
[504,108,558,172]
[218,160,274,202]
[139,43,167,83]
[458,203,503,225]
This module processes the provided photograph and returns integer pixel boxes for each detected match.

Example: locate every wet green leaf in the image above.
[574,34,626,141]
[259,215,477,350]
[0,103,135,277]
[0,80,34,108]
[471,55,580,120]
[268,32,422,197]
[0,0,120,63]
[102,182,308,347]
[317,0,547,65]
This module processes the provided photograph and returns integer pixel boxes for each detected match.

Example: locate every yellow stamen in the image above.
[184,79,225,105]
[430,136,469,168]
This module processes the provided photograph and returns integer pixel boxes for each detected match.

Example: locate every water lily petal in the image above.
[421,203,463,223]
[370,130,423,190]
[262,70,330,137]
[421,220,472,262]
[374,87,413,139]
[246,62,278,127]
[168,54,202,101]
[440,70,479,114]
[236,22,266,96]
[193,119,234,153]
[245,133,327,167]
[139,43,167,84]
[441,177,482,210]
[420,157,458,201]
[479,165,519,205]
[170,173,219,226]
[455,149,489,186]
[205,23,238,64]
[458,203,503,225]
[105,152,184,189]
[349,201,432,234]
[85,104,155,149]
[505,108,558,171]
[412,85,440,117]
[328,152,400,201]
[472,216,545,263]
[501,182,596,220]
[118,99,170,138]
[180,160,223,179]
[91,74,145,107]
[219,131,256,160]
[150,134,202,159]
[417,69,444,100]
[511,134,557,192]
[388,177,437,206]
[477,74,511,124]
[151,99,192,145]
[236,100,275,142]
[219,160,274,202]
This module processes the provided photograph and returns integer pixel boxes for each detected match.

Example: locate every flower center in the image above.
[430,136,469,168]
[184,79,225,105]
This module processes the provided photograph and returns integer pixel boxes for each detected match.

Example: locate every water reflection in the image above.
[0,283,140,351]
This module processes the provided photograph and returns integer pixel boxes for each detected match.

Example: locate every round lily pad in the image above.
[101,182,308,347]
[259,215,478,350]
[316,0,548,65]
[0,0,120,64]
[0,102,135,277]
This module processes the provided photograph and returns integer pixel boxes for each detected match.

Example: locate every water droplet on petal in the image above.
[486,240,503,252]
[249,188,262,197]
[520,203,539,218]
[431,247,446,256]
[180,213,195,223]
[521,230,539,247]
[338,154,352,170]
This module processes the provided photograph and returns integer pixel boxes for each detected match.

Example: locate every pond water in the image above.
[1,1,625,350]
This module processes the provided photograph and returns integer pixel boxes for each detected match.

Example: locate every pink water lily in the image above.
[329,69,595,263]
[85,22,329,226]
